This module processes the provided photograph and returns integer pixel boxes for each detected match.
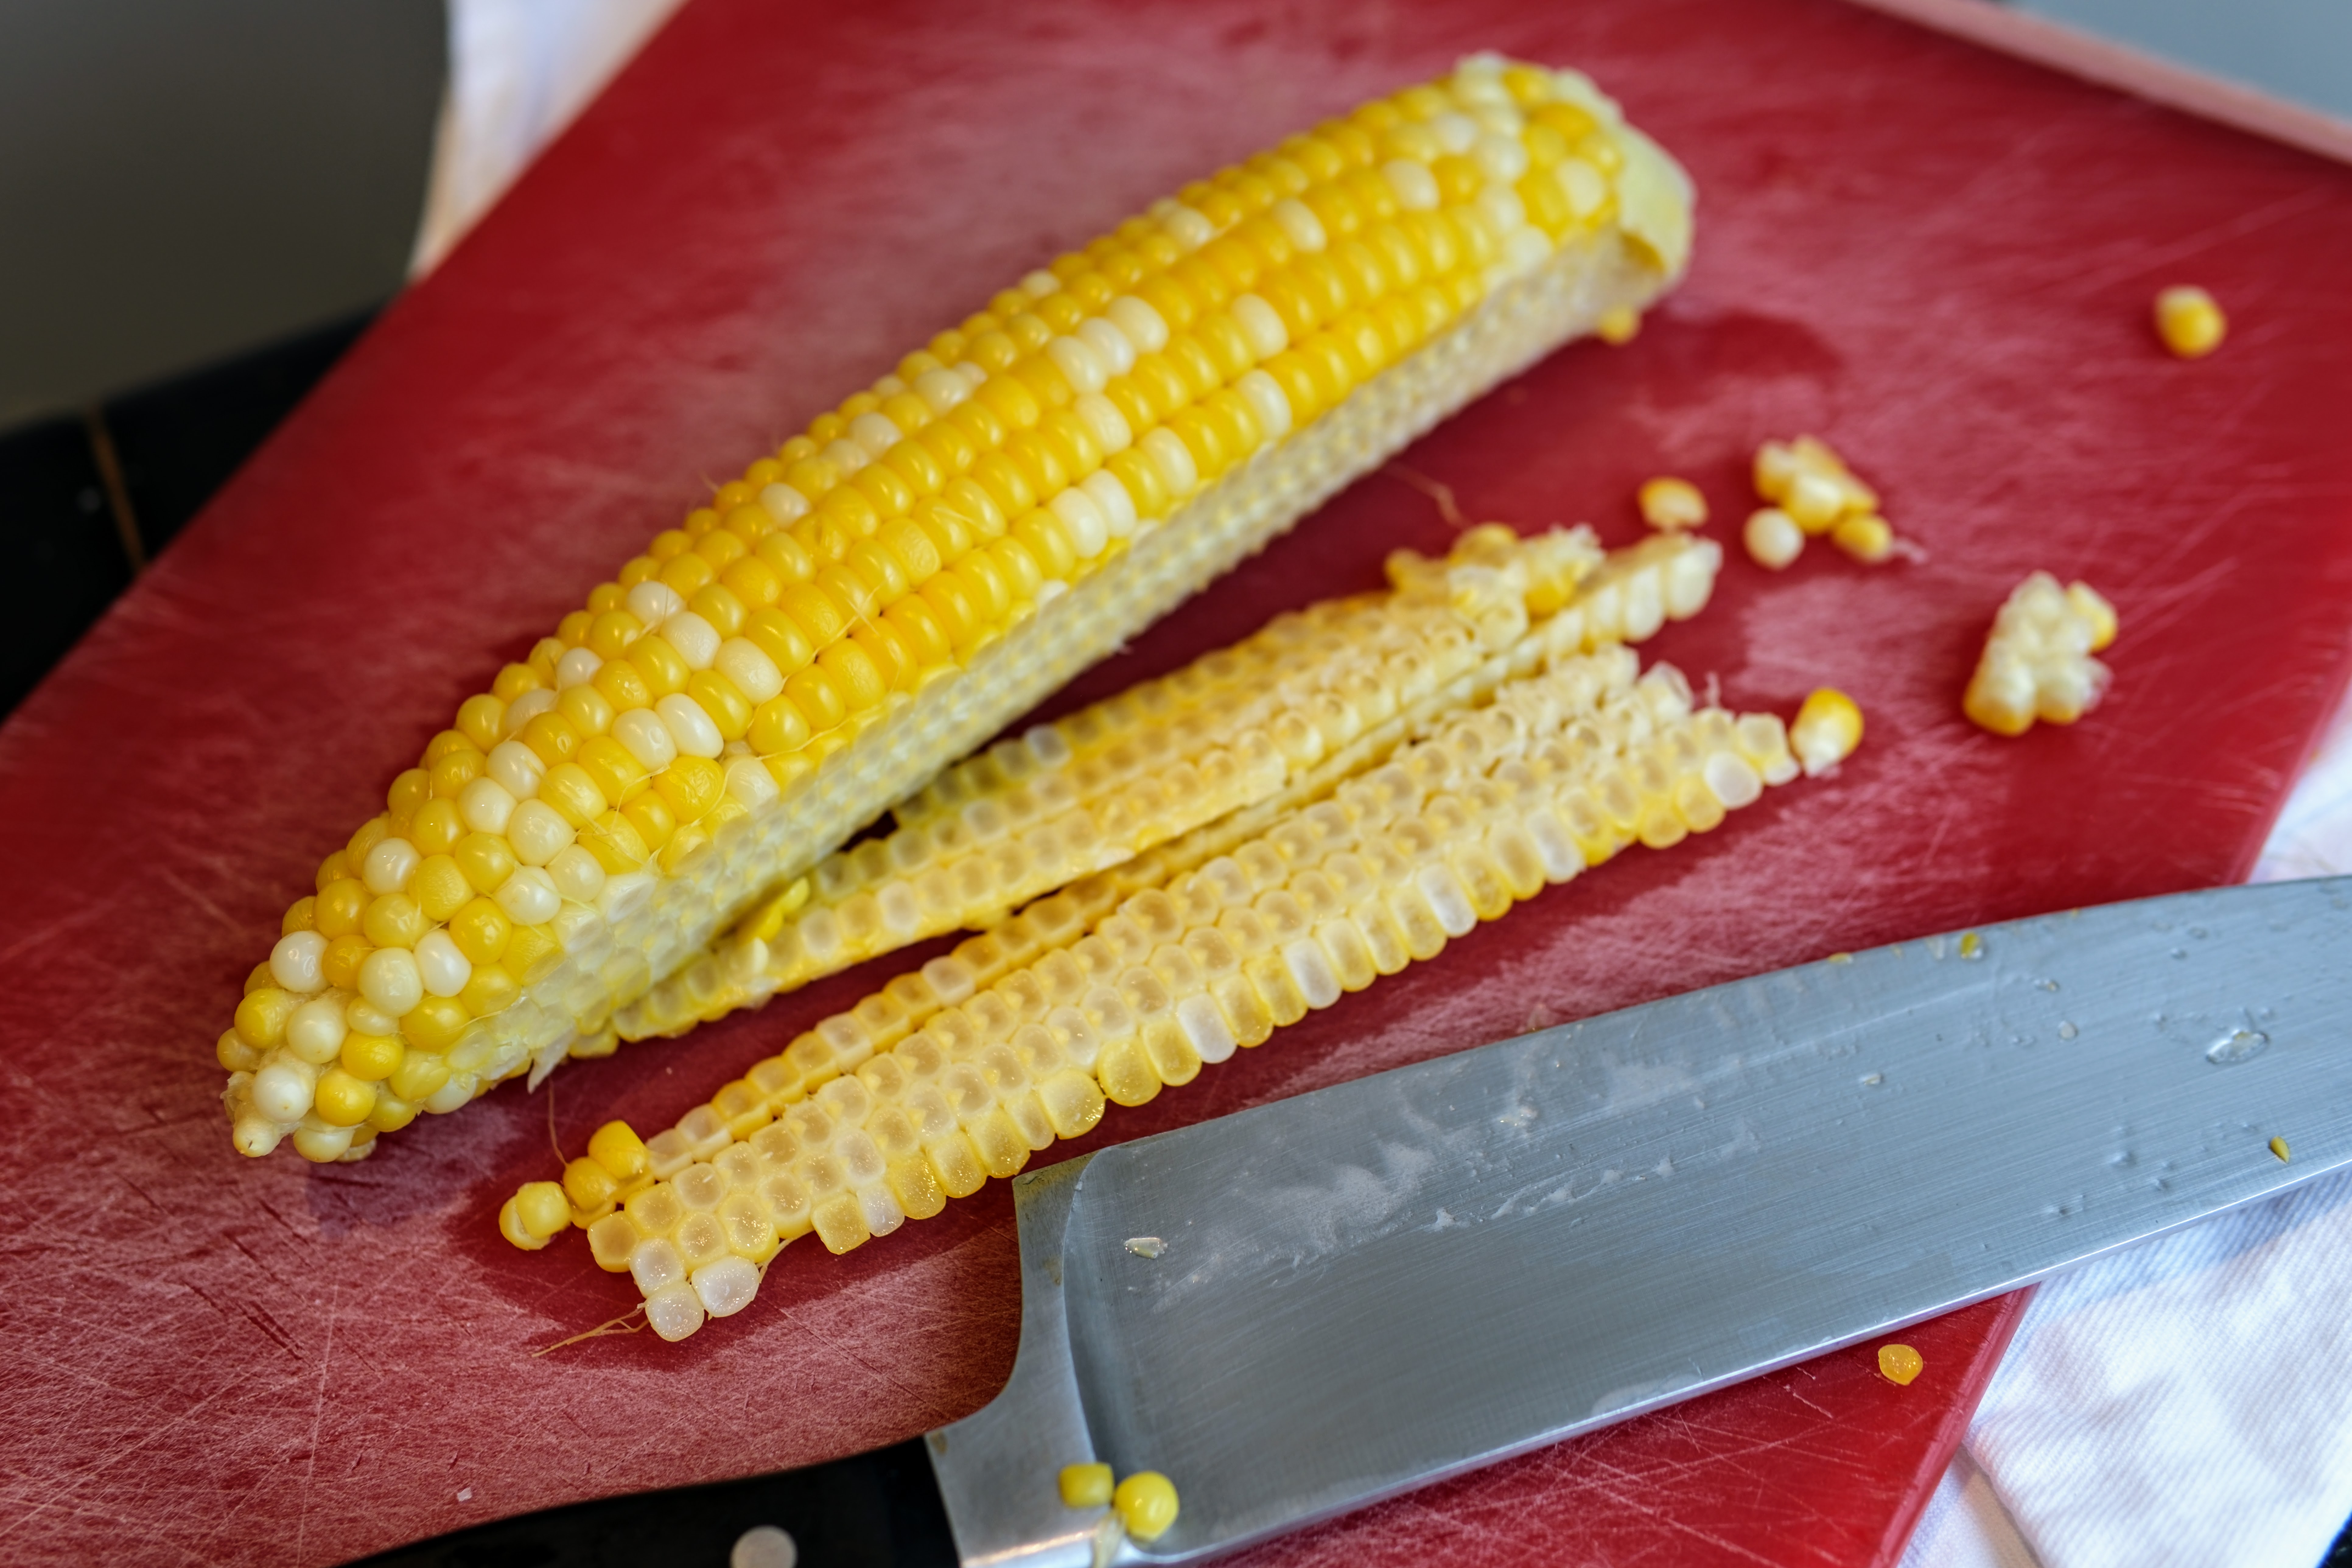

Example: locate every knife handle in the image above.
[344,1434,959,1567]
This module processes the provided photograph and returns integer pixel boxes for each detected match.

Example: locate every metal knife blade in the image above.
[933,876,2352,1566]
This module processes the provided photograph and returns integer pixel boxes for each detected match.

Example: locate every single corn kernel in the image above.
[1743,507,1803,570]
[1595,305,1640,344]
[1636,477,1706,531]
[1790,689,1863,776]
[2270,1136,2290,1163]
[1113,1471,1181,1541]
[1877,1343,1924,1386]
[2154,285,2225,359]
[1059,1462,1115,1509]
[1830,514,1895,563]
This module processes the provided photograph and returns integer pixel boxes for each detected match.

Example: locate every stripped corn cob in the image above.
[1963,572,2117,736]
[217,55,1698,1162]
[516,647,1811,1334]
[617,527,1720,1039]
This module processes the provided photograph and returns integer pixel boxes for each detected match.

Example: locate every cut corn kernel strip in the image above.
[2154,286,2225,359]
[1963,573,2116,737]
[217,57,1697,1162]
[516,648,1819,1339]
[674,524,1607,1006]
[618,529,1720,1040]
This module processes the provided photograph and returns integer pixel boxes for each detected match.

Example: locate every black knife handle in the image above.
[344,1435,958,1568]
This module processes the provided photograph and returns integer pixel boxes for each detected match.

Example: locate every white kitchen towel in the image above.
[1904,688,2352,1568]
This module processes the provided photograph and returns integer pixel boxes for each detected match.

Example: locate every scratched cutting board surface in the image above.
[6,1,2352,1564]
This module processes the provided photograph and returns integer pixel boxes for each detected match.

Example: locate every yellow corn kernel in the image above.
[2154,285,2225,359]
[1830,514,1895,563]
[1878,1343,1924,1386]
[1595,305,1640,344]
[1743,507,1802,570]
[1114,1472,1181,1541]
[1790,689,1863,776]
[1059,1462,1115,1509]
[1636,477,1706,531]
[590,1120,651,1180]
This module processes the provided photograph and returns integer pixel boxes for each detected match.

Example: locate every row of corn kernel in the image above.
[220,58,1688,1160]
[520,653,1820,1339]
[684,528,1608,1000]
[1963,572,2118,736]
[615,529,1718,1041]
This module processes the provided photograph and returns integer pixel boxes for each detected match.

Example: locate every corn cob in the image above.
[1963,572,2117,736]
[615,526,1720,1039]
[216,56,1697,1163]
[515,648,1814,1338]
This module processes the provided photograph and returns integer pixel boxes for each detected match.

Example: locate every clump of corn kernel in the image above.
[1790,688,1863,776]
[1637,476,1707,531]
[1963,572,2116,736]
[213,54,1703,1163]
[2154,286,2226,359]
[1744,507,1803,570]
[1752,436,1914,562]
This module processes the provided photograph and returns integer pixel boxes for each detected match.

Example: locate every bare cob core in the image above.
[219,55,1696,1163]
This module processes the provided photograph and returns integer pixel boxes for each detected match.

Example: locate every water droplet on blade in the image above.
[2205,1029,2270,1066]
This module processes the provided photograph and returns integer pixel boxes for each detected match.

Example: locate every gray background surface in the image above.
[0,0,2343,423]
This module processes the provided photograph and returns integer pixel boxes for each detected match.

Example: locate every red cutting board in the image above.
[5,1,2352,1564]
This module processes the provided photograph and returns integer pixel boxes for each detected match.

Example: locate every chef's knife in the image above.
[353,875,2352,1567]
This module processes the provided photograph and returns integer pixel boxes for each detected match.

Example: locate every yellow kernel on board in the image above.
[2270,1136,2291,1163]
[1595,305,1640,344]
[1878,1343,1924,1385]
[1636,477,1707,531]
[1743,507,1803,570]
[1830,514,1895,563]
[1790,689,1863,776]
[2154,285,2225,359]
[1059,1462,1115,1509]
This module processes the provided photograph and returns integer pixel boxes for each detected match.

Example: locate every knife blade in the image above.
[354,876,2352,1568]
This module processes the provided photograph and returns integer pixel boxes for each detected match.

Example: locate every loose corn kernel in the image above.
[1877,1343,1924,1386]
[1743,507,1803,570]
[1059,1462,1115,1509]
[1790,689,1863,776]
[1114,1472,1181,1541]
[1636,476,1706,531]
[2154,285,2225,359]
[1963,572,2116,736]
[1830,514,1895,563]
